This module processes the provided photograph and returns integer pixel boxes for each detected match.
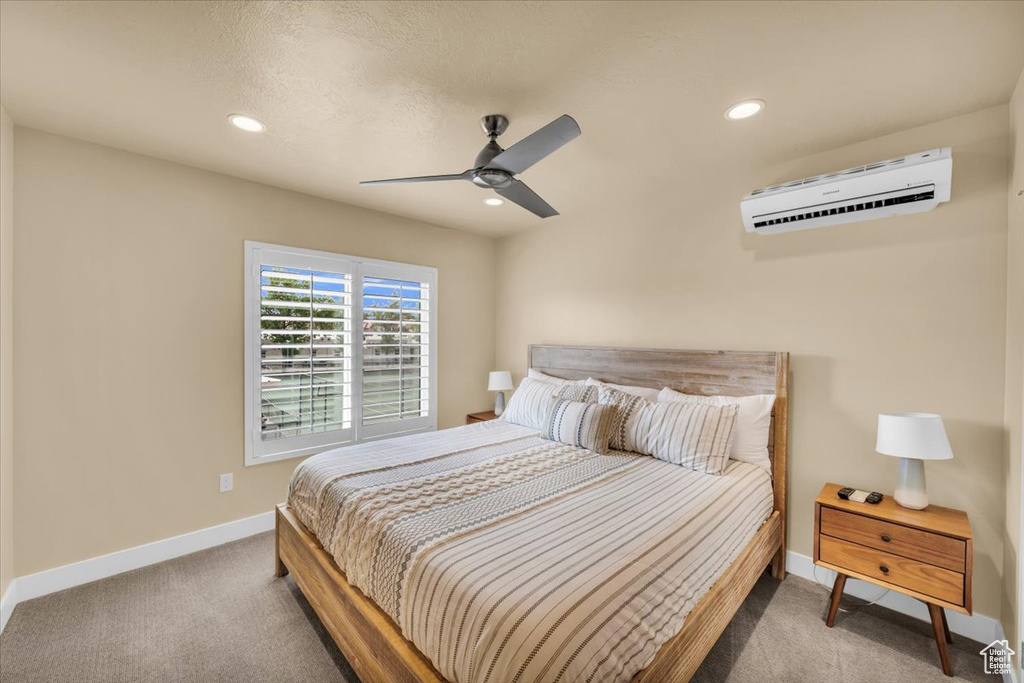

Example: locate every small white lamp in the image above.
[876,413,954,510]
[488,371,513,416]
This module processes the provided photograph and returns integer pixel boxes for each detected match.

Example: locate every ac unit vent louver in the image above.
[741,148,952,234]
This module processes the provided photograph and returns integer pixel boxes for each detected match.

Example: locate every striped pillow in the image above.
[502,379,597,430]
[597,385,647,451]
[622,398,739,474]
[540,399,616,454]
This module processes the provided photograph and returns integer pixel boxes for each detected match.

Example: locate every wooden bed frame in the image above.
[275,345,789,683]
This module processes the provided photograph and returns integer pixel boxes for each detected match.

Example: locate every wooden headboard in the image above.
[529,345,790,570]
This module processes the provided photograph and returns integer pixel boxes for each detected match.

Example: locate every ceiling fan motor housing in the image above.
[473,139,505,170]
[473,116,512,187]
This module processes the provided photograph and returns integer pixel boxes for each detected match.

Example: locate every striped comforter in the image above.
[287,420,773,683]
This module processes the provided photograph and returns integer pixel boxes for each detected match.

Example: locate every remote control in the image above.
[838,487,883,504]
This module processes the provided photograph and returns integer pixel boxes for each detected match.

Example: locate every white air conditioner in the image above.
[741,148,952,234]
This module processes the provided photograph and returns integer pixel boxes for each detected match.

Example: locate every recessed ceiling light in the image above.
[725,100,765,120]
[228,114,266,133]
[484,198,504,206]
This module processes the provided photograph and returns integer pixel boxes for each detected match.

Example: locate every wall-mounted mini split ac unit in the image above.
[741,148,952,234]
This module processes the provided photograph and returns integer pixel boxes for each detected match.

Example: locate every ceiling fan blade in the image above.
[360,170,472,186]
[488,115,581,175]
[495,180,559,218]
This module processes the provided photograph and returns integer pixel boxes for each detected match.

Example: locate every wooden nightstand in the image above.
[466,411,498,424]
[814,483,972,677]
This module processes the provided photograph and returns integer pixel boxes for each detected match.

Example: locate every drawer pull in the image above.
[880,533,891,543]
[879,564,889,574]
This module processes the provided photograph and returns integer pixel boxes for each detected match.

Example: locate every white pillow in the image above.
[585,378,661,401]
[528,368,585,385]
[657,387,775,472]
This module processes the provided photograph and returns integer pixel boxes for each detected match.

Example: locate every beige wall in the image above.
[496,105,1010,619]
[11,127,496,576]
[1004,67,1024,660]
[0,106,13,597]
[3,102,1018,630]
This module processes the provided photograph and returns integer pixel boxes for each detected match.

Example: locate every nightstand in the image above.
[466,411,498,425]
[814,483,972,677]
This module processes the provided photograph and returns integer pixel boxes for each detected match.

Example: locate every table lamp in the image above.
[876,413,954,510]
[488,371,513,416]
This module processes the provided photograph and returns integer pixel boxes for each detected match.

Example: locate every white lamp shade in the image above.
[876,413,954,461]
[488,371,513,392]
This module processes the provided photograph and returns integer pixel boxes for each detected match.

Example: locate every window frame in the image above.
[243,241,438,467]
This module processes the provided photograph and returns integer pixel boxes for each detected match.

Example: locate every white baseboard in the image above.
[0,579,17,633]
[0,510,274,632]
[786,550,1002,645]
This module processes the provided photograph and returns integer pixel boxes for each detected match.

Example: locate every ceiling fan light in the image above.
[725,100,765,120]
[472,169,513,189]
[485,198,504,206]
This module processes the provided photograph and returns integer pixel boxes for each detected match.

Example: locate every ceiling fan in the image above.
[360,114,581,218]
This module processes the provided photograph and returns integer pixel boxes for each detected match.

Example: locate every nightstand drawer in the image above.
[819,535,964,606]
[820,507,966,573]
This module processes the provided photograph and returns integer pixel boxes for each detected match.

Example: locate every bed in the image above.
[275,345,789,683]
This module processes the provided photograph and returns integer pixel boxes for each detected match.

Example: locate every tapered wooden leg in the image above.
[939,606,952,643]
[928,603,953,677]
[825,573,847,627]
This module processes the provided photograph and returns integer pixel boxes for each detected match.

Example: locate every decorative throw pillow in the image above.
[554,383,598,403]
[657,387,775,472]
[622,398,739,474]
[539,399,616,454]
[597,385,647,451]
[502,379,597,430]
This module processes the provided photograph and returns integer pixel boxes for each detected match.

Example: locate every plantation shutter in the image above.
[259,265,353,440]
[245,242,437,465]
[247,247,357,462]
[360,268,433,438]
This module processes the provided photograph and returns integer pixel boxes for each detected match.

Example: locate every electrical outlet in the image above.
[219,473,233,493]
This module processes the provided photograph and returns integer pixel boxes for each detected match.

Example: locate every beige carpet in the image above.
[0,532,992,682]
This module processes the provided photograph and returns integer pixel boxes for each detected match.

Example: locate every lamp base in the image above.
[894,457,928,510]
[494,391,506,417]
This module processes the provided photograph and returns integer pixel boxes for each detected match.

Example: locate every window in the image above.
[244,242,437,465]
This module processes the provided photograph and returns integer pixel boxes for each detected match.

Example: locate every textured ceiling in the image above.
[2,1,1022,236]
